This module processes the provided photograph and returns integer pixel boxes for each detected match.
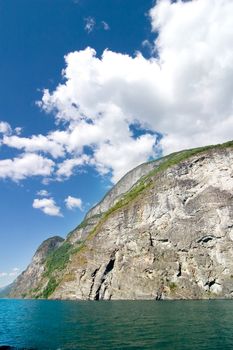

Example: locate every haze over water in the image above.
[0,300,232,349]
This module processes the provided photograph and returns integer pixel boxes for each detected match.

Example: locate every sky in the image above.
[0,0,233,287]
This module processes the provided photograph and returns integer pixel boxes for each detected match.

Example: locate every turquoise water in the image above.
[0,300,233,349]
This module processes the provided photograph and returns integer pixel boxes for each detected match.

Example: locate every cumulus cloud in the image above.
[3,133,65,158]
[149,0,233,153]
[37,189,50,197]
[0,121,22,137]
[0,153,54,181]
[14,127,22,135]
[40,52,158,181]
[84,17,95,33]
[1,0,233,184]
[0,121,12,135]
[93,133,156,182]
[33,197,62,216]
[65,195,83,210]
[41,0,233,157]
[56,155,89,179]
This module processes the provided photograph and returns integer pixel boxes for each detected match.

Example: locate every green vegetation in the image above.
[26,285,42,299]
[147,142,232,181]
[41,240,86,298]
[40,243,72,299]
[112,140,233,212]
[40,140,233,298]
[44,240,85,278]
[205,290,217,298]
[44,242,72,277]
[67,213,103,240]
[66,221,89,239]
[81,140,233,246]
[41,277,59,299]
[71,242,85,254]
[169,282,177,291]
[69,219,89,234]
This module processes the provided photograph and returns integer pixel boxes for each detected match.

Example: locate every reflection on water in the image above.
[0,299,233,349]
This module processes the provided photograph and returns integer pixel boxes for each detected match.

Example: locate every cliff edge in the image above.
[10,141,233,300]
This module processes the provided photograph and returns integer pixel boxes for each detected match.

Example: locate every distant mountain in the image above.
[9,141,233,300]
[0,284,13,298]
[8,236,64,299]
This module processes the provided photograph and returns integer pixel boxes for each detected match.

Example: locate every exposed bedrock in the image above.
[10,144,233,300]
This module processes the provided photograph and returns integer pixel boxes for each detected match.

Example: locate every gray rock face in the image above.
[53,147,233,300]
[69,158,165,244]
[10,236,64,298]
[10,144,233,300]
[86,159,164,219]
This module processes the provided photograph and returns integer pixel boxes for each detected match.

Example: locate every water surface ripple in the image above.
[0,299,232,349]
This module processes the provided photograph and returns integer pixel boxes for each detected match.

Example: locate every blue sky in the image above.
[1,0,233,287]
[0,0,156,287]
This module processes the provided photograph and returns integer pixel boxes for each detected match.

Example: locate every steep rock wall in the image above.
[10,236,64,298]
[9,143,233,300]
[53,147,233,300]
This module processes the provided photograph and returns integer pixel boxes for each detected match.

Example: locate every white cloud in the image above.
[2,0,233,185]
[12,267,20,272]
[56,155,89,179]
[0,121,21,137]
[9,271,18,277]
[0,268,20,278]
[3,133,65,158]
[14,127,22,135]
[37,189,50,197]
[101,21,110,31]
[40,0,233,158]
[65,196,83,210]
[0,153,54,181]
[40,54,158,182]
[0,121,11,135]
[149,0,233,153]
[0,272,7,277]
[33,197,62,217]
[93,133,156,183]
[84,17,95,33]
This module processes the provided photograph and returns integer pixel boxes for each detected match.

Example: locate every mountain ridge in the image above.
[9,140,233,300]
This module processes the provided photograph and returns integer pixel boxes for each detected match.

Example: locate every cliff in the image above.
[10,236,64,298]
[10,141,233,300]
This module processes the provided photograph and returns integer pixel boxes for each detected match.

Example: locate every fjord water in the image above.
[0,300,233,350]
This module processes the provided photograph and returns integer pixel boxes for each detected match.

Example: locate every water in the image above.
[0,300,233,350]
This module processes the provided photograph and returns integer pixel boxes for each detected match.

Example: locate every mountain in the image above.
[0,284,13,298]
[9,141,233,300]
[10,236,64,298]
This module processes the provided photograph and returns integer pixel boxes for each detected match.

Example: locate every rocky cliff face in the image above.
[67,157,165,244]
[10,236,64,298]
[10,142,233,300]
